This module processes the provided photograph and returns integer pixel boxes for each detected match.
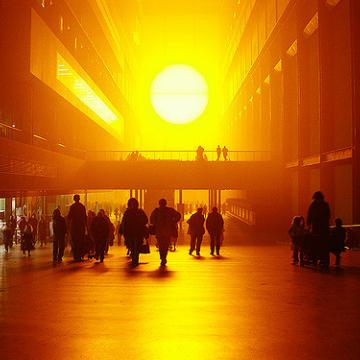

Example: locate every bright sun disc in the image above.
[151,65,208,124]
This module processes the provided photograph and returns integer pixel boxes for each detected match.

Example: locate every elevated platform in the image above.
[0,141,279,194]
[76,159,280,190]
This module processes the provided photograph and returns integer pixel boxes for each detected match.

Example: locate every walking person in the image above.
[9,215,17,244]
[99,209,114,255]
[21,224,34,256]
[52,208,67,262]
[121,198,148,266]
[37,215,48,247]
[18,216,27,236]
[222,146,229,161]
[3,223,13,252]
[91,211,109,263]
[206,207,224,256]
[150,199,181,266]
[187,207,205,256]
[307,191,331,268]
[86,210,96,258]
[68,194,87,261]
[29,214,38,244]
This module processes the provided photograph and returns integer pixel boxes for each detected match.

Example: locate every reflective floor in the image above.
[1,223,360,359]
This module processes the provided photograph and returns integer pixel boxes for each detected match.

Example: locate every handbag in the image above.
[139,239,150,254]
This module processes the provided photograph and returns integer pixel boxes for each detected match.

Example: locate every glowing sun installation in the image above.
[151,65,208,124]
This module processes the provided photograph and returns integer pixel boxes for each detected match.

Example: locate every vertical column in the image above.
[5,197,12,221]
[130,189,133,199]
[350,0,360,222]
[217,190,221,210]
[84,190,88,209]
[139,189,143,208]
[178,189,184,226]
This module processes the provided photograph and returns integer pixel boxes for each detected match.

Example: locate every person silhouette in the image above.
[330,218,346,268]
[52,208,67,262]
[187,207,205,256]
[206,207,224,256]
[196,146,204,161]
[68,194,87,261]
[222,146,229,161]
[91,210,110,263]
[216,145,221,161]
[150,199,181,266]
[288,216,305,265]
[121,198,148,266]
[306,191,331,268]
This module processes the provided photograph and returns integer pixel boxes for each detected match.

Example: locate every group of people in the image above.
[216,145,229,161]
[196,145,229,161]
[65,195,116,263]
[120,197,182,266]
[288,191,346,269]
[2,214,49,256]
[119,198,225,267]
[187,206,224,256]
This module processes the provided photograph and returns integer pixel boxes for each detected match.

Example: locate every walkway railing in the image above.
[85,150,271,162]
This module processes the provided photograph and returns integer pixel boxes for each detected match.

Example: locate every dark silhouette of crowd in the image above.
[2,193,228,267]
[2,189,350,273]
[288,191,346,269]
[196,145,229,161]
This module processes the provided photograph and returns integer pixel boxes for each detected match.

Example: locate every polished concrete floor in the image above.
[1,220,360,360]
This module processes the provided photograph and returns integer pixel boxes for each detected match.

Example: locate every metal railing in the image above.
[85,150,271,162]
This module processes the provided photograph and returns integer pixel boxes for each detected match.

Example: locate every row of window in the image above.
[35,0,135,107]
[224,0,291,111]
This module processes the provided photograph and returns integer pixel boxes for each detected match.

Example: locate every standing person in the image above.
[52,208,67,262]
[330,218,346,268]
[91,211,109,263]
[307,191,331,268]
[206,207,224,256]
[68,194,87,261]
[187,207,205,256]
[29,214,38,243]
[196,146,204,161]
[288,216,305,265]
[150,198,181,266]
[86,210,96,258]
[21,224,34,256]
[3,223,13,252]
[37,215,48,247]
[222,146,229,161]
[216,145,221,161]
[99,209,114,254]
[121,198,148,266]
[18,216,27,235]
[9,215,17,244]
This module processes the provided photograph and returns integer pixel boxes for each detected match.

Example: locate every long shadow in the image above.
[91,262,110,273]
[58,261,87,273]
[191,255,206,261]
[295,263,360,278]
[123,262,150,277]
[209,255,230,260]
[148,267,175,279]
[337,265,360,277]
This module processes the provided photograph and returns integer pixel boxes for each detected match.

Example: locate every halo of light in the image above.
[151,65,208,124]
